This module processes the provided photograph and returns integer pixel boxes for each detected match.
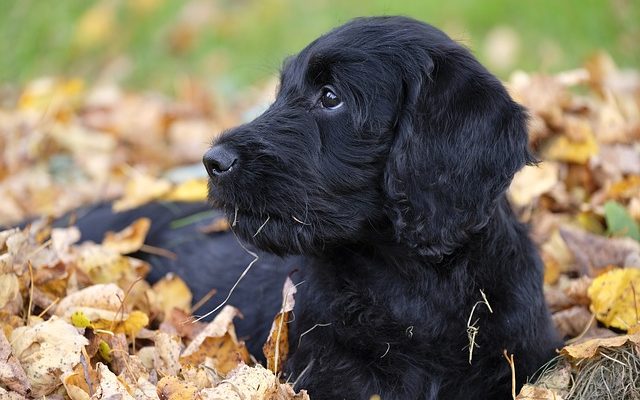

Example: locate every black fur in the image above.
[205,16,560,399]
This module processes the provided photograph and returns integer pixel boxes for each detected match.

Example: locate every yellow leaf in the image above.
[560,332,640,359]
[509,162,559,207]
[93,310,149,337]
[157,376,198,400]
[163,179,208,202]
[588,268,640,330]
[102,218,151,254]
[18,78,84,111]
[152,274,193,317]
[608,175,640,200]
[113,173,172,212]
[541,132,599,164]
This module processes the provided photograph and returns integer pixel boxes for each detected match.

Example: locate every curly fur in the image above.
[203,16,560,400]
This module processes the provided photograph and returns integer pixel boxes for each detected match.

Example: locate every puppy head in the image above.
[204,16,532,257]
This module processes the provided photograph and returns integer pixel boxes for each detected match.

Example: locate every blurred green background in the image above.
[1,0,638,94]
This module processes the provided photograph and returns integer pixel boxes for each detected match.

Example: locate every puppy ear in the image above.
[384,46,534,258]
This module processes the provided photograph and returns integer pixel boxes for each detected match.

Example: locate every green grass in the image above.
[0,0,638,94]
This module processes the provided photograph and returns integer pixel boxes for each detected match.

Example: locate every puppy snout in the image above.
[203,144,238,178]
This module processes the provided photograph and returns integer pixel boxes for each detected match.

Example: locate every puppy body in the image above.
[290,197,558,399]
[203,16,560,399]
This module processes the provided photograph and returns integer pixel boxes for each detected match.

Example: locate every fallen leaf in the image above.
[198,217,231,234]
[0,330,30,395]
[55,283,125,321]
[10,317,89,397]
[113,173,172,212]
[0,272,22,314]
[132,377,160,400]
[541,131,599,164]
[94,362,135,400]
[153,331,183,376]
[516,384,564,400]
[588,268,640,330]
[180,306,250,374]
[263,277,297,374]
[152,274,193,317]
[102,218,151,254]
[62,362,98,400]
[552,306,593,338]
[561,332,640,359]
[509,162,560,207]
[157,375,198,400]
[163,179,208,202]
[559,226,640,273]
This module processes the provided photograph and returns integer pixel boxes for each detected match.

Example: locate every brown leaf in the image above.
[152,274,193,318]
[180,306,250,375]
[516,384,564,400]
[552,306,592,338]
[157,375,198,400]
[102,218,151,254]
[263,277,297,374]
[559,226,640,273]
[561,332,640,359]
[0,330,30,395]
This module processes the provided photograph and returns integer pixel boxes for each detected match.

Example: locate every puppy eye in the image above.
[319,87,343,110]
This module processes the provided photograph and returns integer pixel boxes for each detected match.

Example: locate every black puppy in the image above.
[45,16,559,400]
[202,16,560,399]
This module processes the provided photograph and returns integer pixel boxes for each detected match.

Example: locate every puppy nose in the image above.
[203,145,238,178]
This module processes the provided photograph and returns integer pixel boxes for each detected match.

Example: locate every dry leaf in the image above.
[153,331,183,376]
[163,179,208,202]
[75,242,149,288]
[133,377,160,400]
[102,218,151,254]
[559,226,640,273]
[0,330,30,395]
[180,305,250,374]
[552,306,593,338]
[541,131,599,164]
[264,277,297,374]
[94,362,135,400]
[509,162,560,207]
[516,384,564,400]
[157,375,198,400]
[0,272,22,314]
[152,274,193,317]
[10,317,89,397]
[588,269,640,330]
[55,283,125,320]
[200,364,275,400]
[561,332,640,359]
[113,173,172,212]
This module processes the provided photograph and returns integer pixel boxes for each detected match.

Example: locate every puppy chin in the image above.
[216,207,307,257]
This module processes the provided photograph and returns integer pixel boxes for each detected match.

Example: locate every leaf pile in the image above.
[0,77,277,226]
[1,52,640,399]
[0,220,307,399]
[507,53,640,398]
